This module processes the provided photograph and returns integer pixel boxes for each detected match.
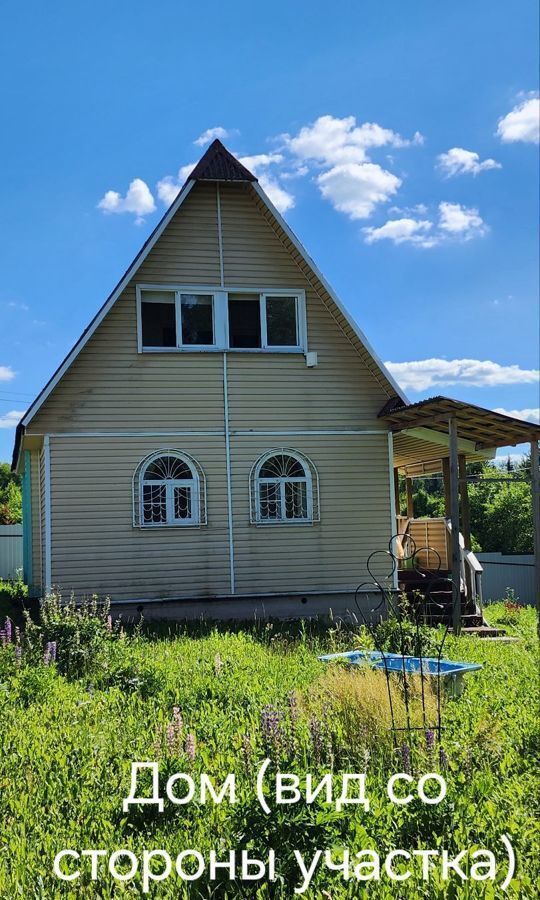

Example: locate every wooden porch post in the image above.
[448,417,461,634]
[406,477,414,518]
[458,454,471,551]
[442,458,451,516]
[394,468,401,517]
[531,440,540,627]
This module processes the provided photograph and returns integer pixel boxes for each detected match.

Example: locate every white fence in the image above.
[477,553,535,605]
[0,525,23,580]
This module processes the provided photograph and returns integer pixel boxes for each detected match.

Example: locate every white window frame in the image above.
[261,293,301,350]
[137,287,218,353]
[249,448,320,526]
[133,449,207,528]
[136,284,307,353]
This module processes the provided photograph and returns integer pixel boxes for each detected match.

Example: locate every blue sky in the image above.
[0,0,538,462]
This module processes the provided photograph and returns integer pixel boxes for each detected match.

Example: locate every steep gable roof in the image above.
[189,139,257,182]
[13,141,406,468]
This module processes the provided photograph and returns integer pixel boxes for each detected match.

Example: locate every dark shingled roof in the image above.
[189,139,257,182]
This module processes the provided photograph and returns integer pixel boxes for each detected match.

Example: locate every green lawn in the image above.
[0,601,538,898]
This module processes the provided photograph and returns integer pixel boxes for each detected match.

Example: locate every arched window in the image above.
[133,451,206,527]
[250,450,319,525]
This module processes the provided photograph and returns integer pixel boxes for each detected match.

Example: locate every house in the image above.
[12,141,540,623]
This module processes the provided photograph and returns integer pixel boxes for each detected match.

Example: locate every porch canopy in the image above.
[379,395,540,631]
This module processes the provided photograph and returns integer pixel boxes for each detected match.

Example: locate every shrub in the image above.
[374,609,443,658]
[22,592,123,679]
[0,572,28,602]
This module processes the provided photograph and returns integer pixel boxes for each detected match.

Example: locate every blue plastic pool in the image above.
[318,650,482,678]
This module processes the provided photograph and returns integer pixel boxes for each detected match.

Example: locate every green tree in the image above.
[0,462,22,524]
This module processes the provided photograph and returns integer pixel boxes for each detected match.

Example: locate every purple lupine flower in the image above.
[185,733,196,760]
[213,653,223,676]
[439,746,448,770]
[261,705,283,754]
[15,645,22,666]
[0,630,6,648]
[164,706,184,754]
[43,641,57,665]
[4,618,12,643]
[14,626,20,644]
[106,615,113,633]
[287,692,299,725]
[171,706,183,730]
[425,730,435,754]
[401,742,411,775]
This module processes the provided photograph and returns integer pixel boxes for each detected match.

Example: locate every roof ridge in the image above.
[189,139,257,182]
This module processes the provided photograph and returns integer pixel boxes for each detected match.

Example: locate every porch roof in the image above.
[379,395,540,449]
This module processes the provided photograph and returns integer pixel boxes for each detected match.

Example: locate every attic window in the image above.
[139,290,215,349]
[227,293,300,349]
[137,286,306,352]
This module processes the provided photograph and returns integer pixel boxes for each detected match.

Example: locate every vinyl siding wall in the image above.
[25,180,394,602]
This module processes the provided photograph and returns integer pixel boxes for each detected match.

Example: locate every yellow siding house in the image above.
[12,141,423,620]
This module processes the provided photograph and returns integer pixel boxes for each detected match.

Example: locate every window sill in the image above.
[134,523,205,530]
[140,347,306,354]
[251,520,316,527]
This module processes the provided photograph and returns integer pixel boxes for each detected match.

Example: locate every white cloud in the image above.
[97,178,156,223]
[389,203,428,216]
[238,153,294,212]
[384,358,540,391]
[0,409,24,429]
[363,217,434,246]
[239,152,284,173]
[438,201,487,239]
[6,301,29,312]
[437,147,501,177]
[497,96,539,144]
[157,151,294,213]
[493,407,540,423]
[0,366,15,382]
[257,174,295,213]
[317,163,401,220]
[286,115,422,166]
[194,126,231,146]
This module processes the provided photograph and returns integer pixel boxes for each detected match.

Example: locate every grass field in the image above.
[0,598,538,898]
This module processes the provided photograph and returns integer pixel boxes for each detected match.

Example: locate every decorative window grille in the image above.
[133,450,207,527]
[249,449,320,525]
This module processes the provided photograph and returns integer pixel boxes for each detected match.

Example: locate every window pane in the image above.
[228,295,261,348]
[144,456,192,480]
[142,484,167,523]
[285,481,308,519]
[259,454,306,479]
[141,294,176,347]
[266,296,298,346]
[174,486,192,519]
[181,294,214,345]
[259,482,281,520]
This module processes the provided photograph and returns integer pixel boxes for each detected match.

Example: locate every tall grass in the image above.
[0,601,538,897]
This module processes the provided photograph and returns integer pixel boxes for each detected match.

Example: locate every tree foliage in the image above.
[398,458,535,554]
[0,463,22,524]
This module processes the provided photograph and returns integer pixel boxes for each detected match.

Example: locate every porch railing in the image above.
[395,516,483,606]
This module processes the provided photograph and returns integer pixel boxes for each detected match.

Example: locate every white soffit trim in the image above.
[20,180,197,428]
[250,181,408,405]
[405,426,478,454]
